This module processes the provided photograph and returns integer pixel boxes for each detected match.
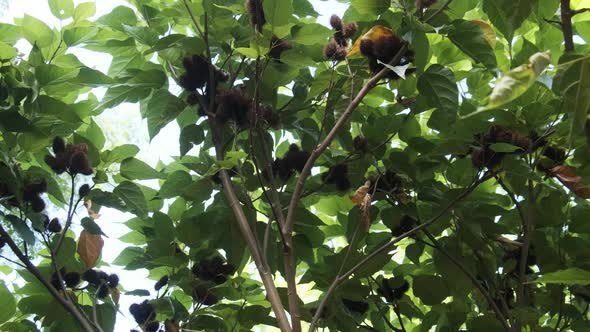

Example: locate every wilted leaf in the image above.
[351,181,371,205]
[549,165,590,199]
[78,230,104,269]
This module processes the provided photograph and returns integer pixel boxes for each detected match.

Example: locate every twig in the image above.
[572,8,590,15]
[54,175,83,254]
[92,288,106,332]
[308,172,492,331]
[0,224,94,332]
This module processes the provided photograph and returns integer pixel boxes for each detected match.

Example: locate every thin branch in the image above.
[0,254,26,268]
[54,175,82,254]
[572,8,590,15]
[421,229,512,332]
[308,172,492,331]
[424,0,453,23]
[516,180,535,326]
[561,0,575,52]
[494,175,526,234]
[0,224,94,332]
[284,43,410,237]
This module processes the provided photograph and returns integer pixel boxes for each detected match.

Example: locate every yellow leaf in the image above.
[77,230,104,269]
[351,181,371,205]
[471,19,496,49]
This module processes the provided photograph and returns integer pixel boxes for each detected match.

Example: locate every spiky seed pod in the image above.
[155,275,169,291]
[245,0,266,31]
[272,158,294,181]
[63,272,81,288]
[107,274,119,288]
[45,154,67,174]
[329,14,343,31]
[269,36,293,61]
[69,152,93,175]
[284,144,310,173]
[322,164,351,191]
[391,215,416,237]
[342,22,358,39]
[378,278,409,302]
[82,269,99,284]
[259,106,281,129]
[353,136,369,153]
[342,299,369,314]
[30,196,46,213]
[324,39,339,59]
[52,136,66,155]
[192,285,218,305]
[145,321,160,332]
[543,146,566,163]
[215,88,252,127]
[47,218,62,233]
[78,184,91,197]
[97,284,109,298]
[129,301,155,325]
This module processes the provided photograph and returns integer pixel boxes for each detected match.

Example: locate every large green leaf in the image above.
[535,268,590,285]
[448,20,497,71]
[417,64,458,112]
[412,275,449,305]
[145,89,186,140]
[262,0,293,26]
[113,181,149,218]
[351,0,390,15]
[482,0,538,39]
[48,0,74,19]
[120,157,164,180]
[18,15,55,48]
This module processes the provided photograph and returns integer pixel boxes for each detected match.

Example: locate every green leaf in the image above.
[179,124,204,156]
[292,23,333,45]
[97,6,137,30]
[48,0,74,19]
[19,15,55,48]
[535,268,590,285]
[63,27,97,46]
[482,0,538,40]
[0,42,17,60]
[146,89,185,140]
[159,171,192,199]
[102,144,140,164]
[417,64,458,112]
[81,217,106,236]
[412,275,449,305]
[6,215,35,246]
[74,2,95,22]
[448,20,497,71]
[94,85,150,113]
[120,157,164,180]
[0,281,16,324]
[36,64,80,87]
[351,0,390,15]
[263,0,293,27]
[113,181,149,218]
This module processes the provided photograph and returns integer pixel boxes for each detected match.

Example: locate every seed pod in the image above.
[47,218,62,233]
[52,136,66,154]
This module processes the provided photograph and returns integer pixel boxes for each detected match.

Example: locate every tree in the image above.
[1,0,590,331]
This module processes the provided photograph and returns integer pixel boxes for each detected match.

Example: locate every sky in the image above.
[0,0,348,331]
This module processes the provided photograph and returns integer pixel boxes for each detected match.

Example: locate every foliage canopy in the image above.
[1,0,590,331]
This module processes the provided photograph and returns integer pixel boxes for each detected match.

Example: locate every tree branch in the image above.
[561,0,575,52]
[209,120,292,332]
[516,179,535,327]
[0,224,94,332]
